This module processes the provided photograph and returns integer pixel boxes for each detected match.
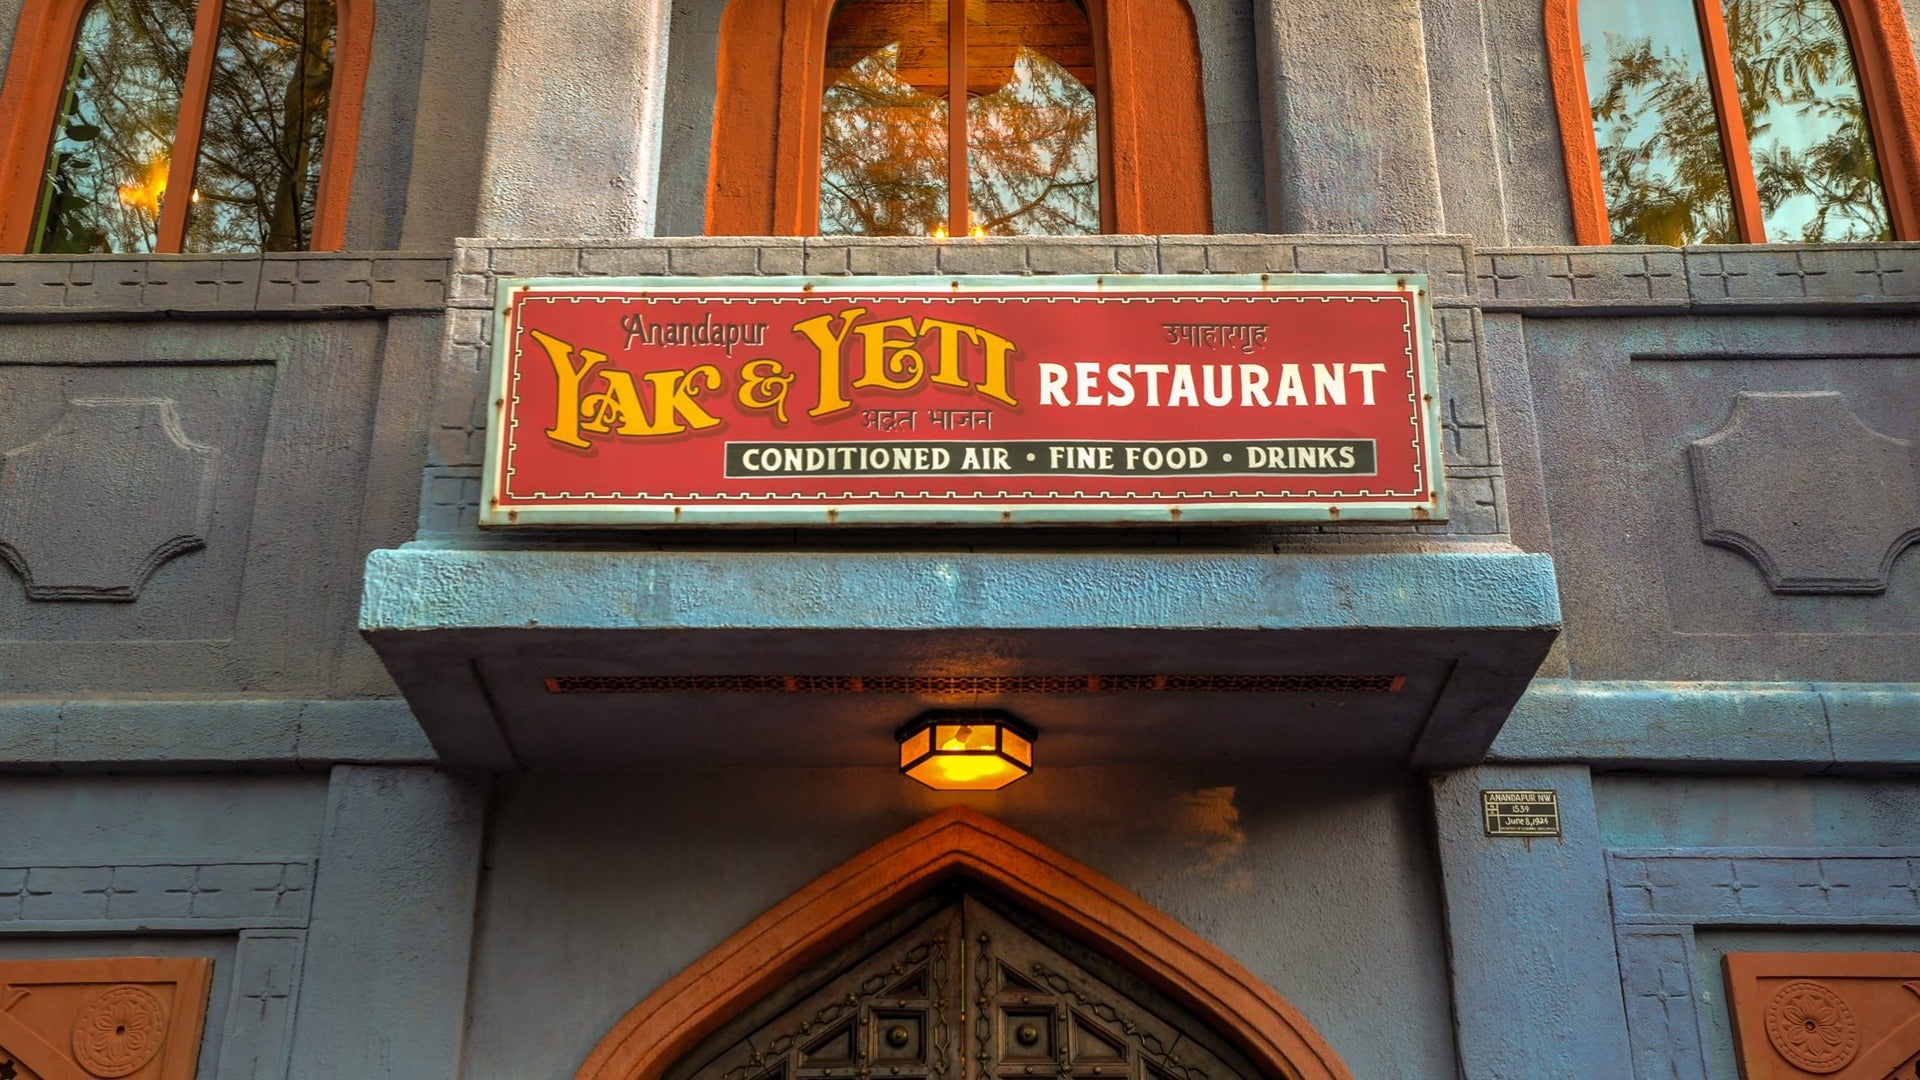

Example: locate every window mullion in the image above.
[947,0,968,235]
[1693,0,1765,242]
[155,0,227,252]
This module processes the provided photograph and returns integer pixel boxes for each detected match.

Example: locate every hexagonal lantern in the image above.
[895,709,1036,791]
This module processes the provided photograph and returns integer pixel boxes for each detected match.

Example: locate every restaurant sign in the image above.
[480,275,1443,526]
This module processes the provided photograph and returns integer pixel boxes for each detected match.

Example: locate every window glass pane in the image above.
[966,0,1097,235]
[183,0,336,251]
[1725,0,1891,241]
[1581,0,1738,244]
[820,0,950,236]
[30,0,196,253]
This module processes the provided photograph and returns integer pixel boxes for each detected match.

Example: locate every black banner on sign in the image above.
[725,439,1379,478]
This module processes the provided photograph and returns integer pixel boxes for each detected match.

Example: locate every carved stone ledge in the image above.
[0,253,448,319]
[0,956,211,1080]
[1475,244,1920,313]
[0,861,315,930]
[1725,952,1920,1079]
[0,399,215,601]
[1690,391,1920,595]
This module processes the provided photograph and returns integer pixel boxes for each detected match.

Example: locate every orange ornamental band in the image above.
[479,275,1445,527]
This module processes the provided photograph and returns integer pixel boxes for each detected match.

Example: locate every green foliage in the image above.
[1588,0,1891,244]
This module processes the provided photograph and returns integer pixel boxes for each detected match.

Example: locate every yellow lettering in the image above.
[922,318,981,391]
[975,328,1018,407]
[736,358,795,424]
[791,308,866,418]
[581,371,650,436]
[643,365,725,434]
[530,329,607,449]
[852,317,925,393]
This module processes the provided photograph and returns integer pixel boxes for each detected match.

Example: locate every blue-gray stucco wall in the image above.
[459,767,1457,1080]
[0,0,1914,1069]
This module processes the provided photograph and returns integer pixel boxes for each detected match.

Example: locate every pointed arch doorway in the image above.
[576,809,1354,1080]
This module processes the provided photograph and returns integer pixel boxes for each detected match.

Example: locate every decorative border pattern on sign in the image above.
[500,292,1422,503]
[479,274,1446,526]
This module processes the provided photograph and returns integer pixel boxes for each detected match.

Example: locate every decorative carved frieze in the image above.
[1725,952,1920,1079]
[0,862,314,931]
[0,956,211,1080]
[1690,392,1920,594]
[1608,850,1920,925]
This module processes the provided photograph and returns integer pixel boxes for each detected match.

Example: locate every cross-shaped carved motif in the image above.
[1853,253,1905,290]
[250,865,307,912]
[1714,865,1750,912]
[1896,860,1920,907]
[1620,256,1678,296]
[1693,258,1749,297]
[1799,869,1851,908]
[164,870,224,912]
[1545,260,1597,297]
[1773,257,1829,290]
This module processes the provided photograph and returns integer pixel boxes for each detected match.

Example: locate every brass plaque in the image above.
[1482,789,1561,837]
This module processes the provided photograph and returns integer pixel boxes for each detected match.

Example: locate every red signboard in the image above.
[480,275,1443,525]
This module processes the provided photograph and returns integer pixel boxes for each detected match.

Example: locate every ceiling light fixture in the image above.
[895,709,1036,791]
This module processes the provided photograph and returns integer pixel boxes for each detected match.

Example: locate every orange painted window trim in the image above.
[0,0,371,252]
[1546,0,1920,243]
[708,0,1211,235]
[575,807,1354,1080]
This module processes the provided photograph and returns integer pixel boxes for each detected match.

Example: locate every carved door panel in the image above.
[679,903,964,1080]
[676,896,1253,1080]
[961,898,1248,1080]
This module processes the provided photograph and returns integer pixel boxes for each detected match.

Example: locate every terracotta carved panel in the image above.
[0,957,211,1080]
[1725,952,1920,1079]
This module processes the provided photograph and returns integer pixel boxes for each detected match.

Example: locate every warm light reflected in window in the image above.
[819,0,1099,236]
[819,1,950,236]
[1581,0,1737,244]
[31,0,194,253]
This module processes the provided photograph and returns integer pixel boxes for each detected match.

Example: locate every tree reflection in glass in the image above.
[30,0,196,253]
[967,50,1098,235]
[819,0,950,236]
[1581,0,1737,244]
[1724,0,1890,241]
[184,0,336,251]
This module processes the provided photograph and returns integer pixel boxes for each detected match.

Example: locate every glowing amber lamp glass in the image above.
[896,710,1036,791]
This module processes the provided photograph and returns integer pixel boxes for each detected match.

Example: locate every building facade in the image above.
[0,0,1917,1076]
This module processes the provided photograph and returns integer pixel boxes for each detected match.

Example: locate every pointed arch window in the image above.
[1548,0,1920,243]
[0,0,370,252]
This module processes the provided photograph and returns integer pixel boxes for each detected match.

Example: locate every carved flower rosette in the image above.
[1764,981,1858,1074]
[71,985,168,1078]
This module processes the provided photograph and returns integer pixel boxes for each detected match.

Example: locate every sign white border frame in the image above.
[480,274,1446,527]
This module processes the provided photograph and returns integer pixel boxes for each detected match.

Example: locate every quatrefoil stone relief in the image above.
[1690,391,1920,595]
[0,399,217,601]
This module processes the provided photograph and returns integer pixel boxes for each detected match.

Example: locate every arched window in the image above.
[1547,0,1920,244]
[709,0,1209,235]
[0,0,370,252]
[818,0,1101,236]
